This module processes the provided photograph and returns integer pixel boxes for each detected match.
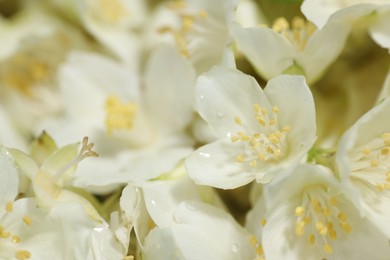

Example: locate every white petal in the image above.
[142,177,201,227]
[144,227,184,260]
[171,201,256,260]
[0,147,19,205]
[186,138,255,189]
[231,22,295,80]
[299,21,350,83]
[264,75,316,160]
[9,148,39,180]
[195,66,272,138]
[370,10,390,51]
[144,46,196,135]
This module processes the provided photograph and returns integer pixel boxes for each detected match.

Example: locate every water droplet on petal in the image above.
[217,111,225,118]
[150,200,157,206]
[198,151,211,159]
[185,201,197,211]
[230,243,239,253]
[173,214,183,224]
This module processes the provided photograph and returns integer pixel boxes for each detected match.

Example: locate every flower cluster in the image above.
[0,0,390,259]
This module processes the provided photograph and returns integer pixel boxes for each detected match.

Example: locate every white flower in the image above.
[336,97,390,238]
[0,146,64,259]
[37,46,196,190]
[250,164,390,259]
[144,201,257,260]
[186,67,316,189]
[230,17,349,84]
[301,0,390,29]
[162,0,238,74]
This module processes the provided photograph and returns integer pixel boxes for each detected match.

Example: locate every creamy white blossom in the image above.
[186,67,316,188]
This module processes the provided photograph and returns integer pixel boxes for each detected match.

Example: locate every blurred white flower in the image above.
[251,164,390,259]
[186,67,316,188]
[336,97,390,238]
[231,17,349,84]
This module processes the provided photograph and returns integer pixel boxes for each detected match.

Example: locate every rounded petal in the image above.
[171,201,256,260]
[0,146,19,207]
[231,22,295,80]
[195,66,272,139]
[186,138,255,189]
[144,46,196,135]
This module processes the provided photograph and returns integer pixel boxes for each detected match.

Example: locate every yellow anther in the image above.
[337,212,347,222]
[23,216,32,226]
[256,116,266,127]
[385,139,390,146]
[256,245,264,256]
[269,119,276,125]
[322,207,331,217]
[295,206,305,217]
[329,229,337,240]
[381,147,390,155]
[315,222,327,236]
[311,198,321,212]
[362,148,371,155]
[272,106,279,113]
[371,160,379,167]
[250,160,258,167]
[249,235,258,246]
[384,183,390,189]
[324,244,333,254]
[5,202,13,212]
[292,16,305,29]
[269,134,280,144]
[376,183,384,191]
[12,235,21,243]
[198,9,208,18]
[1,231,10,238]
[295,221,305,236]
[258,153,265,161]
[97,0,127,23]
[231,136,239,142]
[234,116,242,125]
[261,218,267,226]
[282,125,291,132]
[261,107,268,116]
[182,16,194,31]
[236,154,245,163]
[340,222,352,233]
[381,133,390,139]
[307,234,315,245]
[272,17,289,32]
[303,216,311,224]
[15,250,31,260]
[329,197,337,206]
[105,95,137,135]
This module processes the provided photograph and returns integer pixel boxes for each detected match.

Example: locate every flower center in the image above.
[231,104,290,168]
[272,16,316,51]
[0,54,50,96]
[105,95,137,135]
[348,132,390,191]
[293,186,352,255]
[158,1,208,58]
[92,0,128,24]
[1,202,32,260]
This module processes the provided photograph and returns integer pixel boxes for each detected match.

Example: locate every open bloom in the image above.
[336,97,390,238]
[37,46,195,191]
[231,17,349,84]
[249,164,390,259]
[186,67,316,189]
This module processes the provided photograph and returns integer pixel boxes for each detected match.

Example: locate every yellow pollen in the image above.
[324,244,333,254]
[303,216,311,225]
[315,221,327,236]
[236,154,245,163]
[329,229,337,240]
[231,136,239,142]
[105,95,137,135]
[250,160,257,167]
[258,153,265,161]
[329,197,337,206]
[272,17,289,32]
[15,250,31,260]
[256,245,264,256]
[362,148,371,155]
[376,184,384,191]
[384,183,390,189]
[272,106,279,113]
[97,0,127,23]
[234,116,242,125]
[385,139,390,146]
[261,218,267,226]
[198,9,208,18]
[381,133,390,139]
[307,234,315,245]
[340,222,353,233]
[1,231,10,238]
[182,16,194,31]
[23,216,32,226]
[337,212,347,222]
[295,221,305,236]
[295,206,305,217]
[370,160,379,167]
[322,207,331,217]
[5,202,13,212]
[249,235,258,246]
[282,125,291,132]
[381,147,390,155]
[12,235,21,243]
